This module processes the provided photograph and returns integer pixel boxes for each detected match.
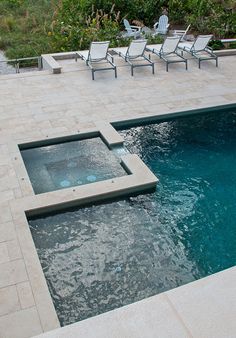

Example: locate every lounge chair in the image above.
[146,36,187,71]
[75,41,117,80]
[178,35,218,68]
[113,40,154,76]
[173,24,191,41]
[123,19,142,39]
[153,15,169,35]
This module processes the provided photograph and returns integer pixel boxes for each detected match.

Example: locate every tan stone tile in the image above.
[0,307,42,338]
[6,239,22,260]
[0,191,14,204]
[0,221,16,242]
[223,93,236,101]
[0,144,8,155]
[0,242,9,264]
[0,176,19,192]
[13,188,23,199]
[34,294,190,338]
[16,281,35,309]
[0,165,10,179]
[0,259,28,288]
[0,285,20,316]
[0,203,12,223]
[167,267,236,338]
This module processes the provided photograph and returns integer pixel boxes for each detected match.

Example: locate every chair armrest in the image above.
[145,46,154,53]
[107,52,114,63]
[153,22,159,30]
[175,49,182,56]
[130,25,142,32]
[173,30,185,34]
[206,46,213,52]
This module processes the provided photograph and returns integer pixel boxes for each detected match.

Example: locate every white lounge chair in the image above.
[178,35,218,68]
[153,15,169,35]
[146,36,187,71]
[173,24,191,41]
[75,41,117,80]
[123,19,142,39]
[113,40,154,76]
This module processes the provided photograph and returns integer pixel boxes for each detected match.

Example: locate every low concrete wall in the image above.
[215,49,236,56]
[41,54,62,74]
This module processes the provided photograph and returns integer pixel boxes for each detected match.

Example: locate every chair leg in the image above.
[166,62,168,72]
[131,65,134,76]
[152,64,155,74]
[198,59,201,69]
[114,67,117,78]
[216,58,218,67]
[185,60,188,70]
[92,70,95,80]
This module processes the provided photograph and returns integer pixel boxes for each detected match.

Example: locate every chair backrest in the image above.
[181,24,191,41]
[157,15,169,34]
[161,36,181,54]
[126,40,147,59]
[123,19,132,34]
[88,41,110,61]
[192,35,213,52]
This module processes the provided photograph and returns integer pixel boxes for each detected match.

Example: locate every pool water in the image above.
[29,110,236,326]
[21,137,126,194]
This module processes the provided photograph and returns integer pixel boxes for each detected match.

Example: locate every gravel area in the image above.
[0,50,16,74]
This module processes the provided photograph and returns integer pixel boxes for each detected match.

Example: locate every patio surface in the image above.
[0,54,236,338]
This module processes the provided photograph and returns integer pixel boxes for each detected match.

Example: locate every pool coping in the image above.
[5,102,236,336]
[8,121,158,331]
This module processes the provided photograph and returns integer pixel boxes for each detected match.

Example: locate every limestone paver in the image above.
[0,221,16,243]
[166,267,236,338]
[6,239,22,261]
[0,285,20,316]
[0,203,13,225]
[0,242,9,264]
[0,259,28,288]
[16,281,35,309]
[0,55,236,338]
[0,307,42,338]
[33,294,191,338]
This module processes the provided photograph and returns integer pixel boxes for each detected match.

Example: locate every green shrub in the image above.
[209,39,224,50]
[0,37,11,49]
[229,42,236,49]
[0,0,235,59]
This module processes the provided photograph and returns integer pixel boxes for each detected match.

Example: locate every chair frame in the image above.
[76,41,117,80]
[147,37,188,72]
[118,40,154,76]
[173,24,191,41]
[179,35,218,69]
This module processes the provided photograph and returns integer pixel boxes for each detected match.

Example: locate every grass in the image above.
[0,0,55,59]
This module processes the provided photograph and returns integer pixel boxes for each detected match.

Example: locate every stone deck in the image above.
[0,54,236,338]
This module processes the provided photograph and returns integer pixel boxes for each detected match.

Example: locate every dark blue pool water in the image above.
[29,110,236,326]
[21,137,126,194]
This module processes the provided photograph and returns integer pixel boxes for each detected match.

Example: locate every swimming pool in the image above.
[21,137,127,194]
[28,109,236,326]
